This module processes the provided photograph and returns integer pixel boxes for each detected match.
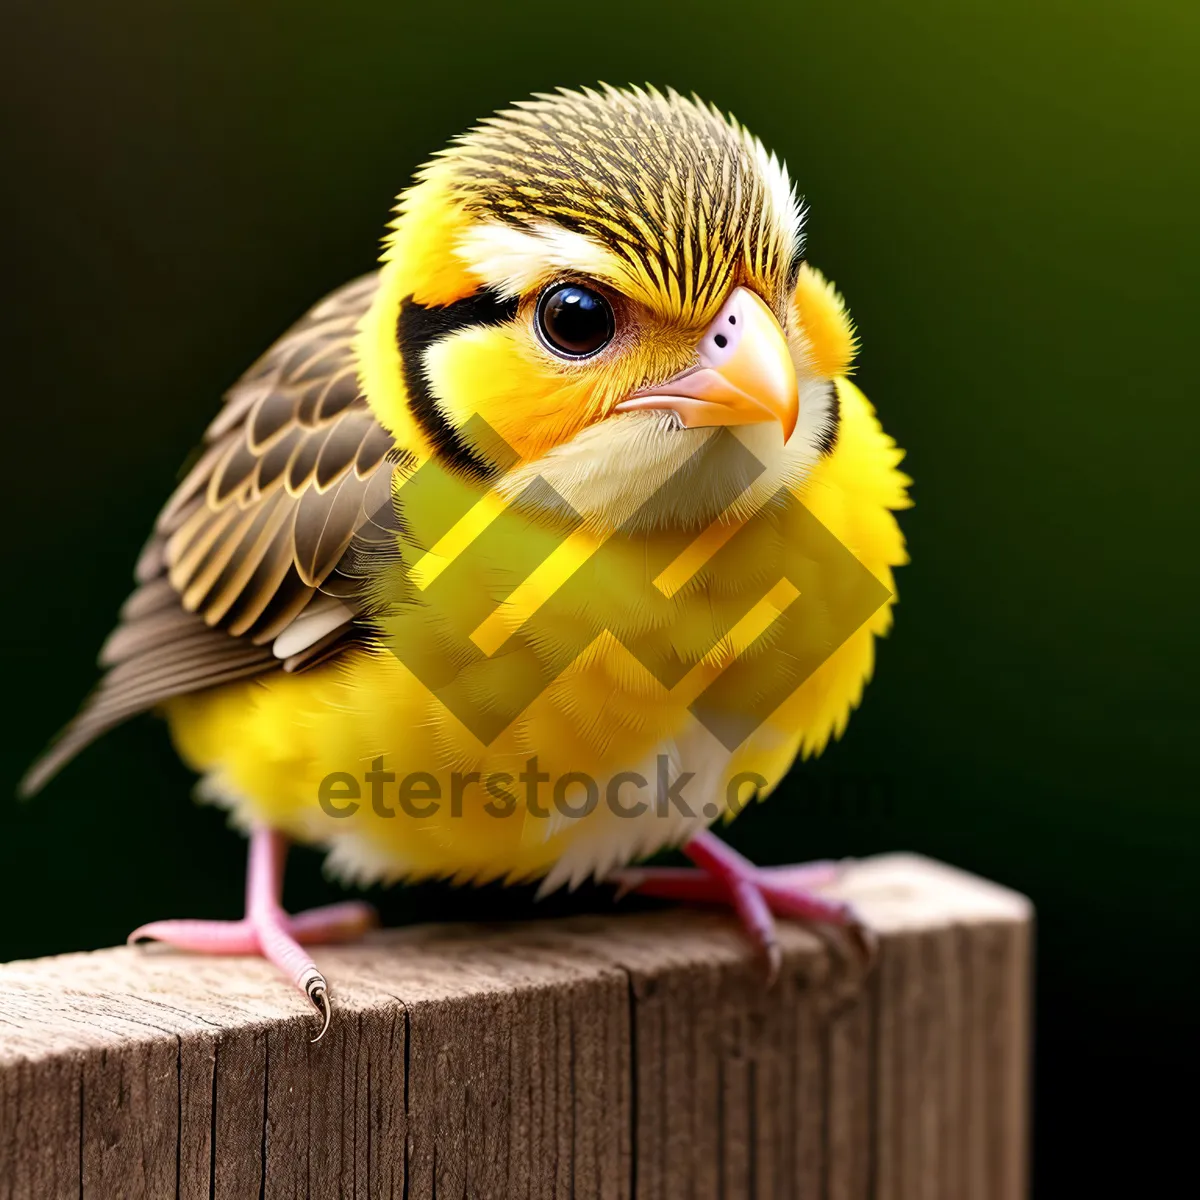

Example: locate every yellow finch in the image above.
[23,85,910,1039]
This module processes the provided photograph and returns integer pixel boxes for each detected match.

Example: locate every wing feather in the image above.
[20,271,407,796]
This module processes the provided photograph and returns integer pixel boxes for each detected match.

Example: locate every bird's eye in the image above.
[535,284,614,358]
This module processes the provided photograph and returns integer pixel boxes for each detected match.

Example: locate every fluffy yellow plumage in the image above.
[167,369,904,888]
[25,85,910,1029]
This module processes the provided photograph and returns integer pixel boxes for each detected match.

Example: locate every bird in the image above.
[22,85,910,1041]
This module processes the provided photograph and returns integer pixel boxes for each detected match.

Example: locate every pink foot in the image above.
[612,831,872,981]
[128,828,376,1041]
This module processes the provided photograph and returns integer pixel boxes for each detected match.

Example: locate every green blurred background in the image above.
[3,0,1196,1191]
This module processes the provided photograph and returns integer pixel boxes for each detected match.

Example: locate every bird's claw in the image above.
[844,908,879,972]
[305,974,333,1043]
[762,937,783,986]
[611,836,878,986]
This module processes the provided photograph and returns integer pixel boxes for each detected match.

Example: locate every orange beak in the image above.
[616,287,799,442]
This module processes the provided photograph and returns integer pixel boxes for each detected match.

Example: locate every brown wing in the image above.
[21,272,403,796]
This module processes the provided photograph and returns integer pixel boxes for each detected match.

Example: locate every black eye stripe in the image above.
[397,289,518,350]
[786,247,804,293]
[396,290,519,479]
[817,380,841,456]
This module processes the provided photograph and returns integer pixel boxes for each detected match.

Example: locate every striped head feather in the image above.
[440,85,804,322]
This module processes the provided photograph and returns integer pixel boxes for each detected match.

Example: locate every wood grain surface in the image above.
[0,854,1032,1199]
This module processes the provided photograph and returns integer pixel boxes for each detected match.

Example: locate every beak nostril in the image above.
[615,286,797,439]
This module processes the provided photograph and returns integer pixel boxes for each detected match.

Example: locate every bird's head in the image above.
[358,85,852,528]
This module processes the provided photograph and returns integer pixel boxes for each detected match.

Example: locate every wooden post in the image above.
[0,854,1031,1199]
